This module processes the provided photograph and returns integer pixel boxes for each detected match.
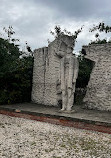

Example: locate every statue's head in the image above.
[67,45,73,54]
[57,41,67,58]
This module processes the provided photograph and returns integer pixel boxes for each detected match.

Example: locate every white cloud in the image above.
[0,0,111,52]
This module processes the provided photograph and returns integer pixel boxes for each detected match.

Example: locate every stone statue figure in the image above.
[55,41,79,112]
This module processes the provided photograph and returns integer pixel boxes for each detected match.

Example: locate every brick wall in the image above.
[83,43,111,111]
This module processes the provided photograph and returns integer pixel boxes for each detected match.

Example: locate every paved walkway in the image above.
[0,103,111,133]
[0,103,111,124]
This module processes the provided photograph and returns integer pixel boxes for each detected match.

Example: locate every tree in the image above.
[50,25,83,44]
[76,55,94,88]
[0,26,34,104]
[89,22,111,44]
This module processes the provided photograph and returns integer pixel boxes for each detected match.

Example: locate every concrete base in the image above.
[58,110,76,113]
[0,103,111,134]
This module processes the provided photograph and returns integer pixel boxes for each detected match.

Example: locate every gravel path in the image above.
[0,114,111,158]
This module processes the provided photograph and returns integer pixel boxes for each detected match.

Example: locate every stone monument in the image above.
[32,35,79,111]
[83,43,111,111]
[55,42,79,111]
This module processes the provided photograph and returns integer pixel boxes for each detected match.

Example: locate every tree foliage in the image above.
[89,22,111,33]
[76,55,94,88]
[0,27,33,104]
[89,22,111,44]
[50,25,83,42]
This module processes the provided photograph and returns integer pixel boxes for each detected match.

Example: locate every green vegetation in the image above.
[0,26,33,104]
[77,56,94,88]
[89,22,111,44]
[75,55,94,105]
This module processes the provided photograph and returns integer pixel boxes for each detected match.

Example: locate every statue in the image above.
[55,41,79,112]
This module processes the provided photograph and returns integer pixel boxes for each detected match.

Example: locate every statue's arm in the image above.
[73,57,79,83]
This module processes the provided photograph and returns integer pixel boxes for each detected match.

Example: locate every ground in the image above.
[0,114,111,158]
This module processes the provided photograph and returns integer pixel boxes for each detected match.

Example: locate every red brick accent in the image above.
[0,110,111,134]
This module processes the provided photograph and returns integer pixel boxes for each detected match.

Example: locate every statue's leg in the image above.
[67,88,74,111]
[61,90,67,111]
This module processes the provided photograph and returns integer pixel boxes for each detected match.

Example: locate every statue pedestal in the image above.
[58,110,76,114]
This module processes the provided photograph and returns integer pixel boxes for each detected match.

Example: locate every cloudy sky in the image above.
[0,0,111,53]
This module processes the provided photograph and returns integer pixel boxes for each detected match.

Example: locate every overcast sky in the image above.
[0,0,111,53]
